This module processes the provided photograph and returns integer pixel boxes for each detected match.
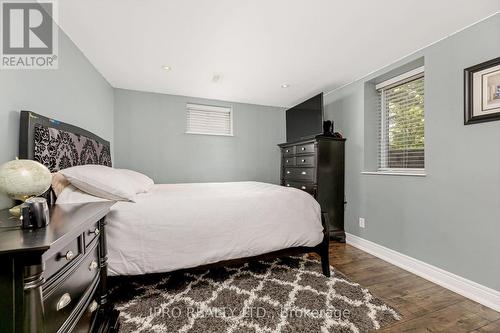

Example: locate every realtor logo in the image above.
[1,0,58,69]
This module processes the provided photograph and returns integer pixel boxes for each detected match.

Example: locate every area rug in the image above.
[109,255,400,333]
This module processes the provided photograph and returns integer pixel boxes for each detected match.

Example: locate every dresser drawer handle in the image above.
[93,228,100,236]
[65,251,74,261]
[88,300,98,313]
[285,159,289,163]
[301,159,306,162]
[89,260,98,271]
[286,184,290,187]
[56,293,71,311]
[301,171,307,175]
[285,149,289,153]
[286,171,290,174]
[301,147,306,151]
[301,186,306,190]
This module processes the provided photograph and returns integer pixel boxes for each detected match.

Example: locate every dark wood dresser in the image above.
[279,135,346,241]
[0,202,119,333]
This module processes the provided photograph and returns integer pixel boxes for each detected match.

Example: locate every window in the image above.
[376,67,425,172]
[186,103,233,136]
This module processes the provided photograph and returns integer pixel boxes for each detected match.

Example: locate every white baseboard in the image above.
[345,233,500,312]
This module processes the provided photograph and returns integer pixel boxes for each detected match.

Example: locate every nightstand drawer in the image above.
[84,222,100,248]
[44,237,82,281]
[72,291,100,333]
[282,146,295,156]
[295,155,315,167]
[295,143,315,154]
[283,157,295,166]
[44,244,100,333]
[284,167,315,182]
[284,182,317,195]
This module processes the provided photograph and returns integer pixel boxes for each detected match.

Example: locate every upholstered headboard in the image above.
[19,111,111,172]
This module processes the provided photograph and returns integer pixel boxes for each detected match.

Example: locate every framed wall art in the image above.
[464,57,500,125]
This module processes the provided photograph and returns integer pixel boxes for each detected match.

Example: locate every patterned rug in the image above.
[109,256,400,333]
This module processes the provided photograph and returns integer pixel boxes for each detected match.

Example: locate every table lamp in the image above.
[0,159,52,216]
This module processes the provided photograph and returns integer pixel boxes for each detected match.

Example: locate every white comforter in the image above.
[106,182,323,276]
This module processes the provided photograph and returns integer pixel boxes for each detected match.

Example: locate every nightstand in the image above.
[0,202,120,333]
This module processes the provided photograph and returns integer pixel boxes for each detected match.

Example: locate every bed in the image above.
[18,110,331,278]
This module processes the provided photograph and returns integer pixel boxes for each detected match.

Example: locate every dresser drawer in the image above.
[283,157,295,166]
[284,167,315,182]
[284,182,317,195]
[43,244,100,333]
[295,143,315,154]
[44,237,83,281]
[72,293,100,333]
[282,146,295,156]
[295,155,315,167]
[84,222,100,248]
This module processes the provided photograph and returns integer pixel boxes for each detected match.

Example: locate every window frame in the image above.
[185,103,234,137]
[376,66,425,175]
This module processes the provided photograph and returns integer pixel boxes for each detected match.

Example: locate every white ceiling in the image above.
[58,1,500,107]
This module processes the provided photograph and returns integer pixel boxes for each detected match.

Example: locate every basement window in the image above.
[186,103,233,136]
[376,67,425,174]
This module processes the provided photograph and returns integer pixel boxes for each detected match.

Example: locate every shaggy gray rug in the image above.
[109,256,400,333]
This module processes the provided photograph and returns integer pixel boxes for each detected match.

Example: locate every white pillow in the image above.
[56,185,110,204]
[117,169,154,193]
[60,165,136,201]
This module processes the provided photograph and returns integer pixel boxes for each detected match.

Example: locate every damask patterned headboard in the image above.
[19,111,111,172]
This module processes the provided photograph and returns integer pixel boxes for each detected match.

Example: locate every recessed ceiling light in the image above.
[212,73,223,83]
[281,84,290,88]
[162,65,171,71]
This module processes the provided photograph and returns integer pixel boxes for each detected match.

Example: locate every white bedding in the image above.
[105,181,323,276]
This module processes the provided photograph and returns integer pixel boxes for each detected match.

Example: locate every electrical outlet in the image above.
[359,217,366,228]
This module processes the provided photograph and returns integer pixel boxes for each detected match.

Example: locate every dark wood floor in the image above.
[325,241,500,333]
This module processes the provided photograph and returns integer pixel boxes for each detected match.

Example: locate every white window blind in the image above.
[186,103,233,136]
[378,69,425,172]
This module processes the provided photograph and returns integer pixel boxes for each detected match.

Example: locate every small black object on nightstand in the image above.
[21,197,50,229]
[0,202,120,333]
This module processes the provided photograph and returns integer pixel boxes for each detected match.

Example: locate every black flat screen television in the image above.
[286,93,323,142]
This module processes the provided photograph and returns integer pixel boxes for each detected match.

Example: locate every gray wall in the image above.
[114,89,285,184]
[0,28,114,209]
[324,13,500,291]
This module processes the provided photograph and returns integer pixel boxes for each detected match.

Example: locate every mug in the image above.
[21,197,50,229]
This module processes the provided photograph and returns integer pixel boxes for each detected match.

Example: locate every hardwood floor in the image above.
[326,241,500,333]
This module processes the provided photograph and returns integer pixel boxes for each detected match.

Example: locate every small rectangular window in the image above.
[377,67,425,172]
[186,103,233,136]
